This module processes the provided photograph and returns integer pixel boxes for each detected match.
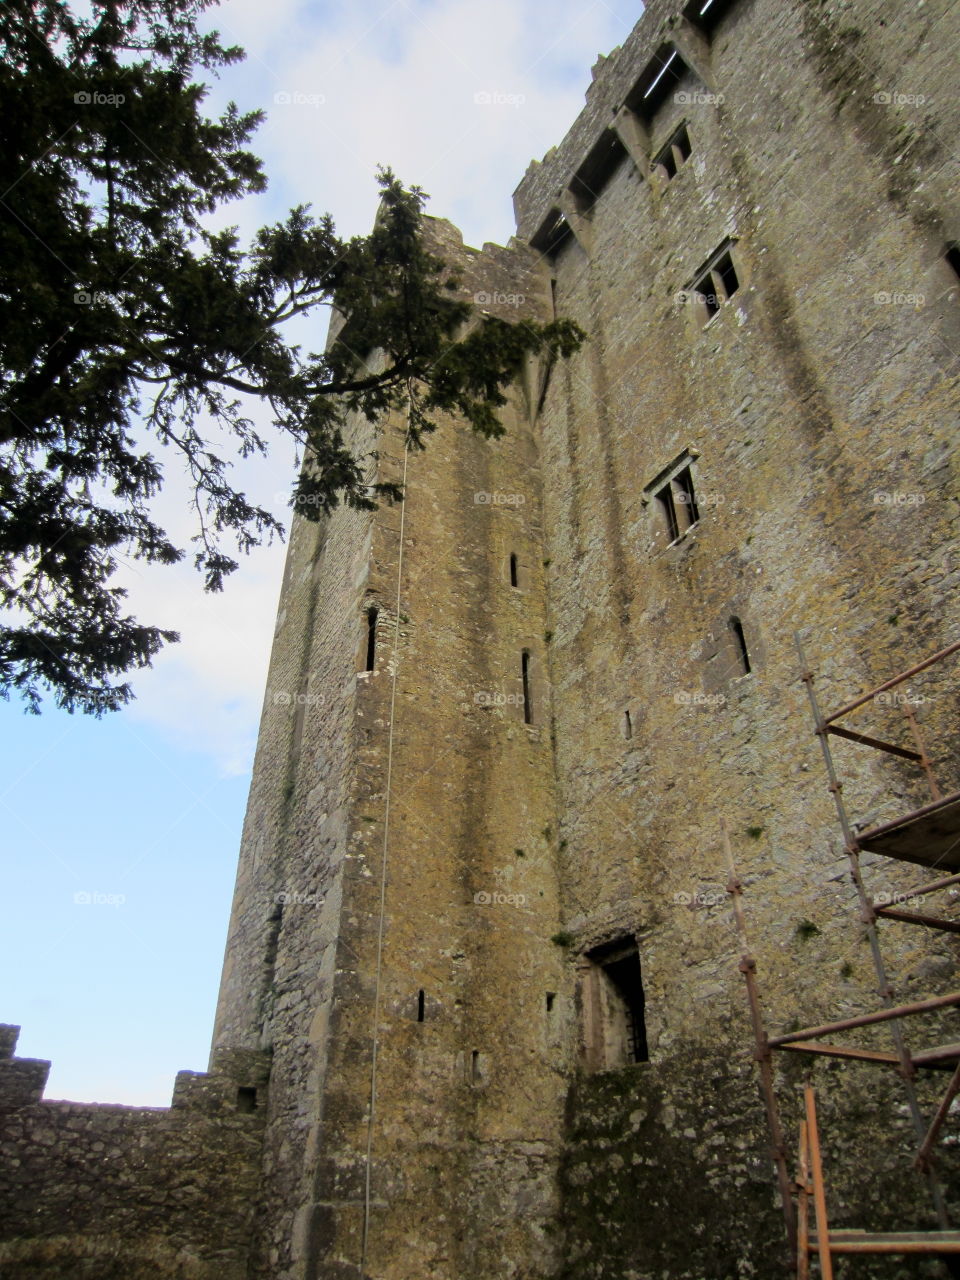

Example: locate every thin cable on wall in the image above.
[360,428,410,1276]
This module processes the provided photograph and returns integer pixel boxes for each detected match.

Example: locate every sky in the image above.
[1,0,642,1105]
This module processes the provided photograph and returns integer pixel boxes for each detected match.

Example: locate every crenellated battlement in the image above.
[0,1025,270,1278]
[0,1025,50,1110]
[513,0,734,246]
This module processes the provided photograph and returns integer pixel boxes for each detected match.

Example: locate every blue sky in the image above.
[1,0,641,1105]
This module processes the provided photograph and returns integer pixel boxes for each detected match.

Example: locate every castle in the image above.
[3,1,960,1276]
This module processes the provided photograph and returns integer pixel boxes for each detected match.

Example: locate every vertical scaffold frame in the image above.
[729,635,960,1275]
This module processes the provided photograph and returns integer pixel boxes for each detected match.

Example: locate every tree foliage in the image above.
[0,0,583,714]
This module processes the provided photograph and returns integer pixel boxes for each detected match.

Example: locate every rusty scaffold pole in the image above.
[794,631,952,1233]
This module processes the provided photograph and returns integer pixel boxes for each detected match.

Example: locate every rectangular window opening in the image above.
[546,992,556,1013]
[626,44,695,123]
[530,208,574,260]
[683,0,738,34]
[417,989,425,1023]
[645,452,700,548]
[689,242,740,323]
[587,939,649,1069]
[471,1049,481,1083]
[570,129,630,212]
[237,1086,258,1114]
[509,553,519,588]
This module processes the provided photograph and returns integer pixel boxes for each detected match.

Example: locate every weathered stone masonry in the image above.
[2,1,959,1277]
[0,1026,268,1278]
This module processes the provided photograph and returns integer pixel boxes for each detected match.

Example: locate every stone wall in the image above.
[510,0,960,1273]
[0,1027,267,1279]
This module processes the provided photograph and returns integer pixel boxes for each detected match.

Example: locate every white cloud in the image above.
[115,407,298,776]
[209,0,641,244]
[121,538,287,776]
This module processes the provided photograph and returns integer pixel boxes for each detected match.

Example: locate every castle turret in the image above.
[212,220,573,1278]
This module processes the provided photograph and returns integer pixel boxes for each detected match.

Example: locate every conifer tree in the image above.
[0,0,583,713]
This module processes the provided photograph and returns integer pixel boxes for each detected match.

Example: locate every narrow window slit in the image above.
[471,1050,481,1083]
[417,989,425,1022]
[624,709,633,740]
[365,606,378,672]
[730,616,751,675]
[521,651,533,725]
[509,554,519,588]
[546,992,556,1013]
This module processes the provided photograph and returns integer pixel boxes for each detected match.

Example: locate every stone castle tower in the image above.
[3,1,960,1277]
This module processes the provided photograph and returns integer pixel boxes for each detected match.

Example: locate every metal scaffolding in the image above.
[729,635,960,1276]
